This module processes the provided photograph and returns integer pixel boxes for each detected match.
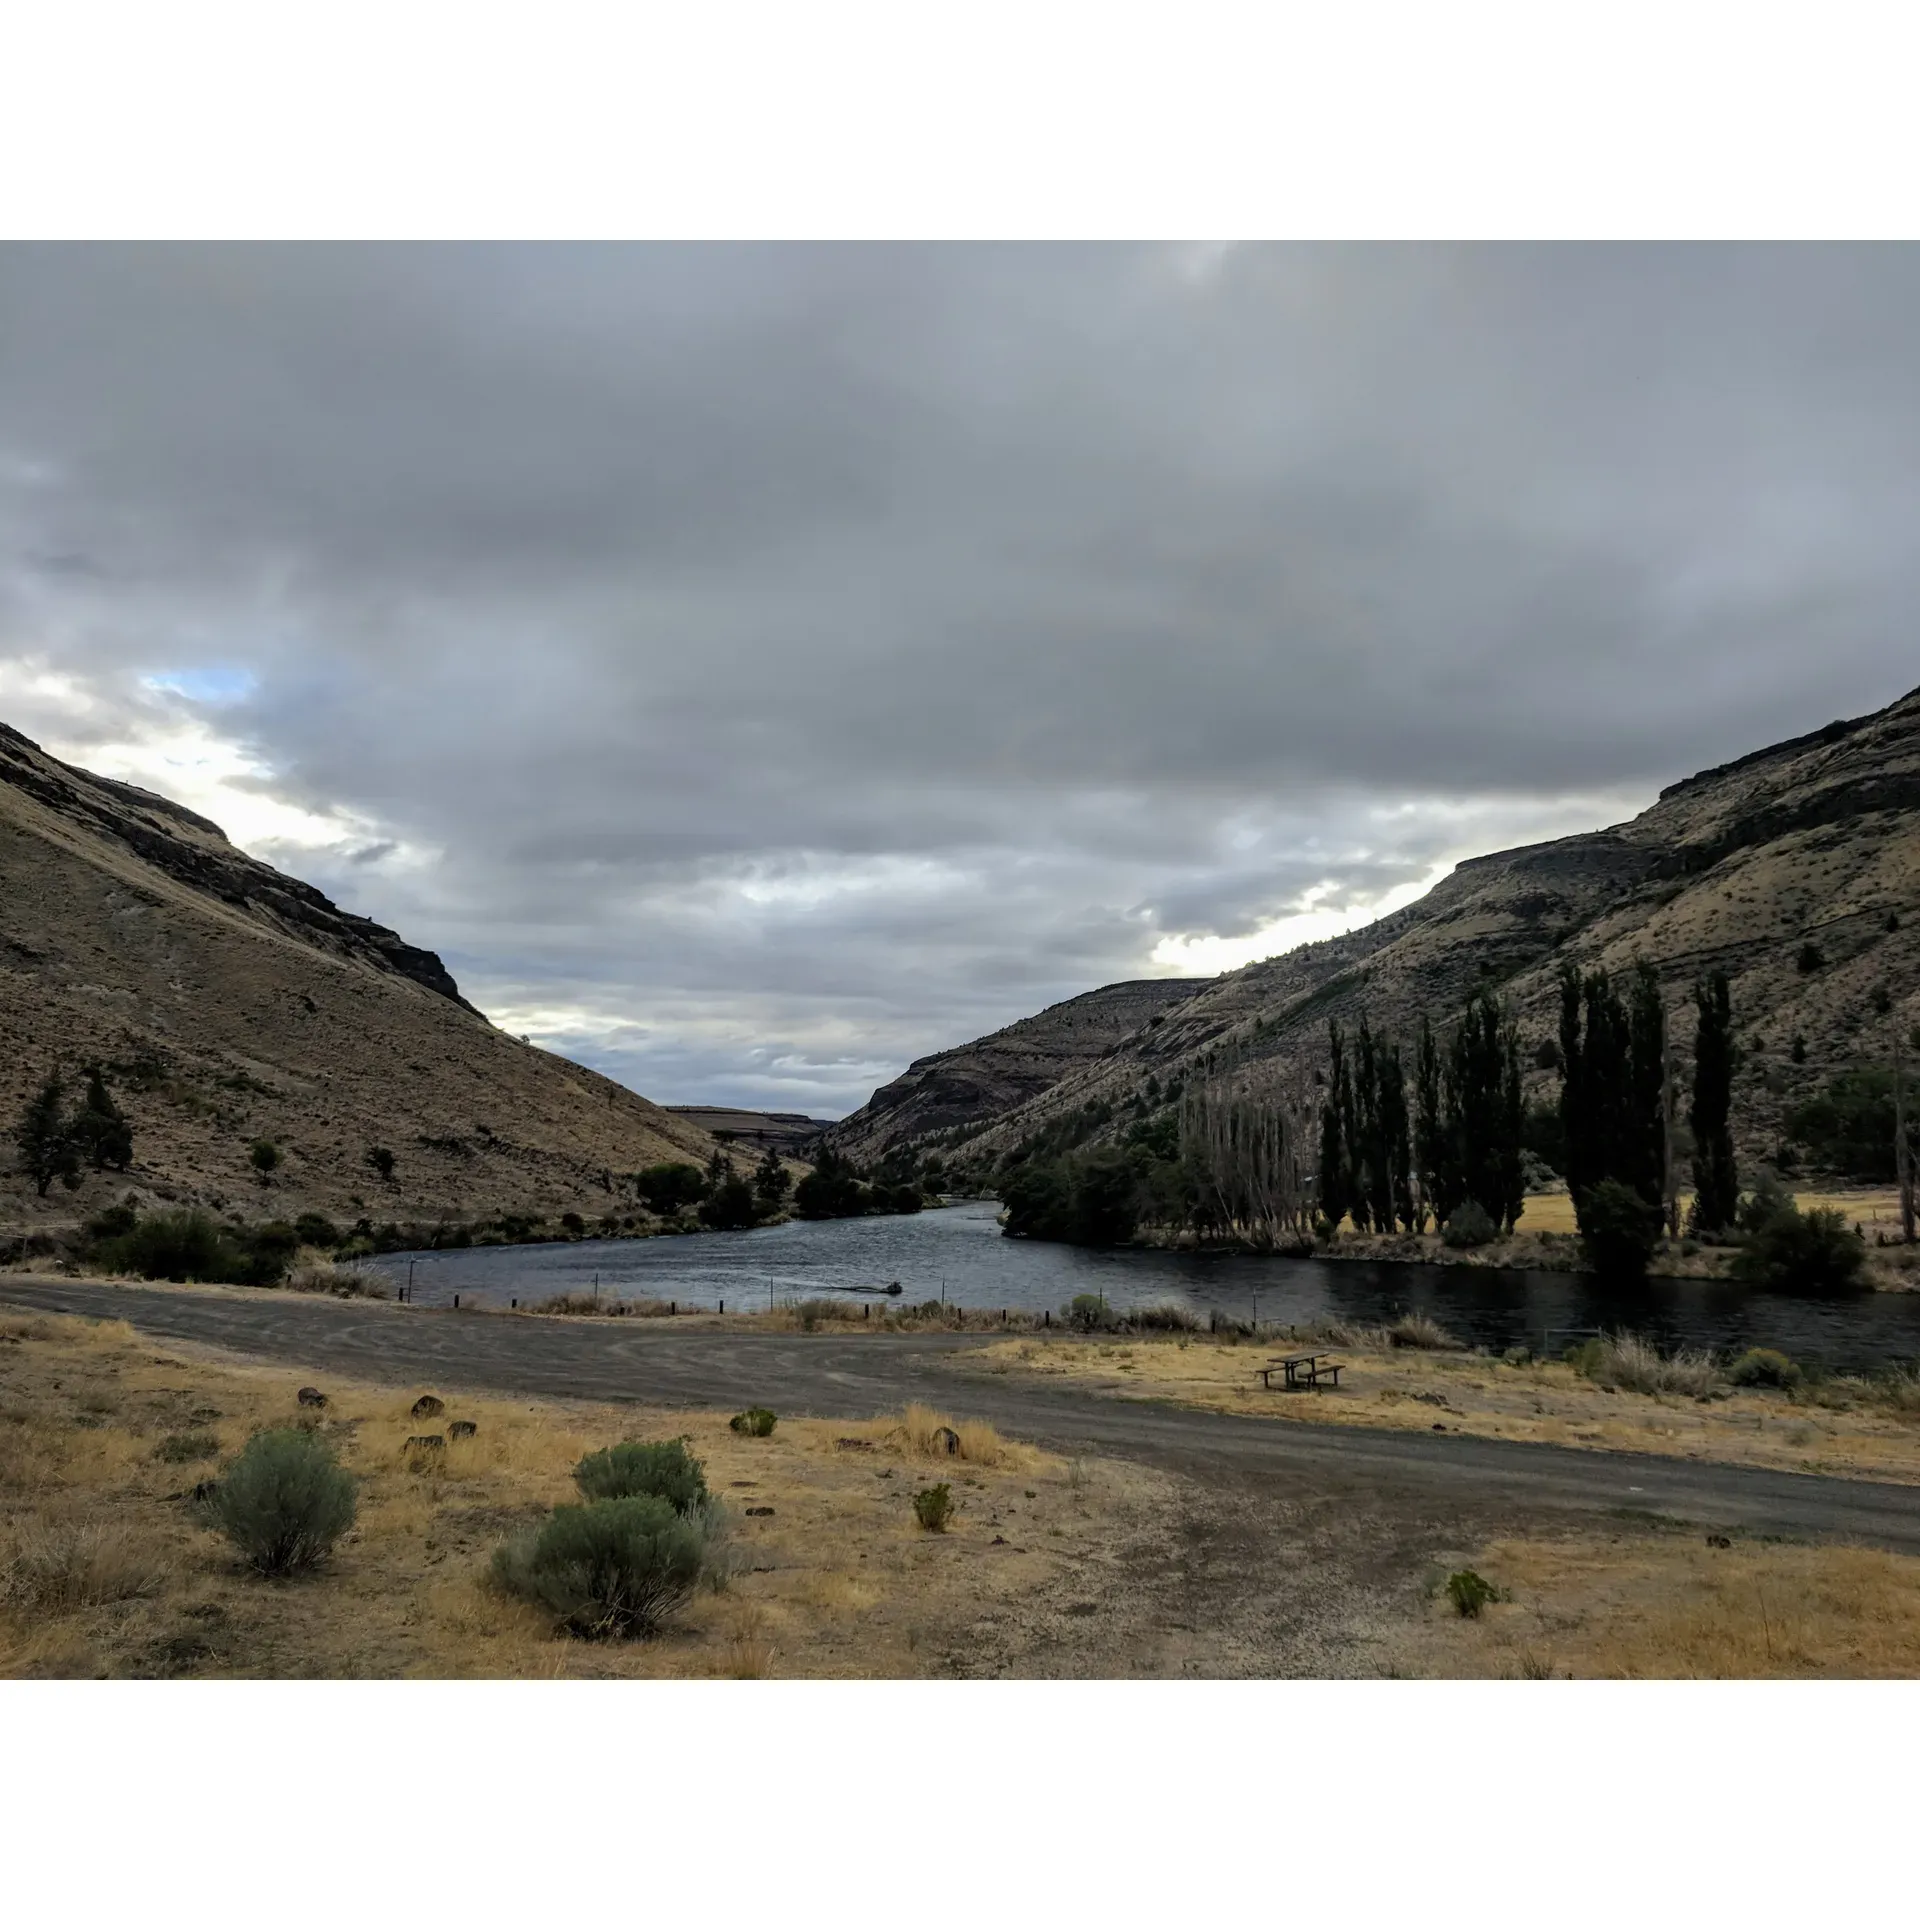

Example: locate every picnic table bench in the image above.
[1257,1352,1343,1393]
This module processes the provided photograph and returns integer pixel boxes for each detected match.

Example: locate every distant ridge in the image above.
[667,1106,831,1154]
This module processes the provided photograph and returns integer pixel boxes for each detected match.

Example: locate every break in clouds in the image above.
[3,245,1919,1113]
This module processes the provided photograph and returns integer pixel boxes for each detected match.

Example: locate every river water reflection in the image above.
[369,1199,1920,1374]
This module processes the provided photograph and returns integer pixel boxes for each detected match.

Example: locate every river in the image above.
[364,1200,1920,1373]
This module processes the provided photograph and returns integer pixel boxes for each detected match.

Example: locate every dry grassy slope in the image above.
[867,684,1920,1174]
[826,975,1209,1163]
[0,723,716,1227]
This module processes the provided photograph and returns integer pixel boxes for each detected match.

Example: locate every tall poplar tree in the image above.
[1317,1020,1354,1232]
[1413,1015,1460,1226]
[1376,1035,1414,1231]
[1627,962,1668,1209]
[1688,971,1739,1236]
[1448,990,1525,1230]
[1559,961,1670,1274]
[1350,1019,1380,1232]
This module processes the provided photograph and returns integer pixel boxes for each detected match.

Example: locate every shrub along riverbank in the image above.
[11,1142,941,1289]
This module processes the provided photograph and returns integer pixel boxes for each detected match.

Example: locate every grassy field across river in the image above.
[957,1322,1920,1483]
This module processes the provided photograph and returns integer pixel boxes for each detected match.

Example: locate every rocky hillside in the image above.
[1,721,716,1229]
[827,976,1210,1164]
[837,684,1920,1179]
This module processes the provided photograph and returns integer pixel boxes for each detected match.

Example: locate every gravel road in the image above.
[7,1273,1920,1551]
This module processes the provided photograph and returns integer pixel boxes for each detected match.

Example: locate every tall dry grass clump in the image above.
[1294,1314,1462,1352]
[879,1403,1017,1468]
[1129,1298,1200,1333]
[1571,1331,1722,1397]
[525,1293,684,1318]
[1386,1314,1465,1351]
[2,1520,166,1612]
[1862,1363,1920,1420]
[712,1605,776,1677]
[285,1248,391,1298]
[792,1296,863,1330]
[1301,1317,1392,1352]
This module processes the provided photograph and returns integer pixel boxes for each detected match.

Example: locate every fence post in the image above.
[453,1294,459,1310]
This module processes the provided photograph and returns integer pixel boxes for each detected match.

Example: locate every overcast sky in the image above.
[3,245,1917,1115]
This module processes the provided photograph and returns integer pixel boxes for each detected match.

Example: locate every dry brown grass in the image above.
[962,1328,1920,1483]
[847,1402,1035,1472]
[522,1292,688,1318]
[1573,1330,1723,1397]
[285,1248,391,1299]
[2,1520,167,1612]
[1399,1531,1920,1678]
[0,1305,1112,1678]
[711,1604,778,1678]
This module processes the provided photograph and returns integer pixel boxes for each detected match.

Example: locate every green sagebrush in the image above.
[571,1438,708,1514]
[209,1427,357,1575]
[492,1496,705,1639]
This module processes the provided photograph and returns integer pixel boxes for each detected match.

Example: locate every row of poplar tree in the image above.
[1317,961,1740,1261]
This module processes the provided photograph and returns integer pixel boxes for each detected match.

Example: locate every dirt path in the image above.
[8,1275,1920,1554]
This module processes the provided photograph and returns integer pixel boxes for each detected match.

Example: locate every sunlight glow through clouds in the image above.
[0,657,415,860]
[1150,864,1453,975]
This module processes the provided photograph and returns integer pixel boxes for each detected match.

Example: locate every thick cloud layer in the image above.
[3,245,1917,1112]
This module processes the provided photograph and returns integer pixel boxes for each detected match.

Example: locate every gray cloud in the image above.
[3,244,1918,1112]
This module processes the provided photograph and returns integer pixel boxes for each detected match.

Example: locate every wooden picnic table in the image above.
[1257,1352,1344,1393]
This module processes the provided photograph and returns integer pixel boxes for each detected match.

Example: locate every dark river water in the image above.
[365,1201,1920,1374]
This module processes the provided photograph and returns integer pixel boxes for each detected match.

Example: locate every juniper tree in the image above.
[13,1072,81,1198]
[753,1146,791,1209]
[72,1066,133,1172]
[1687,971,1739,1236]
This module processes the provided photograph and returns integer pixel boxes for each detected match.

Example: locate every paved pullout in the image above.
[7,1274,1920,1551]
